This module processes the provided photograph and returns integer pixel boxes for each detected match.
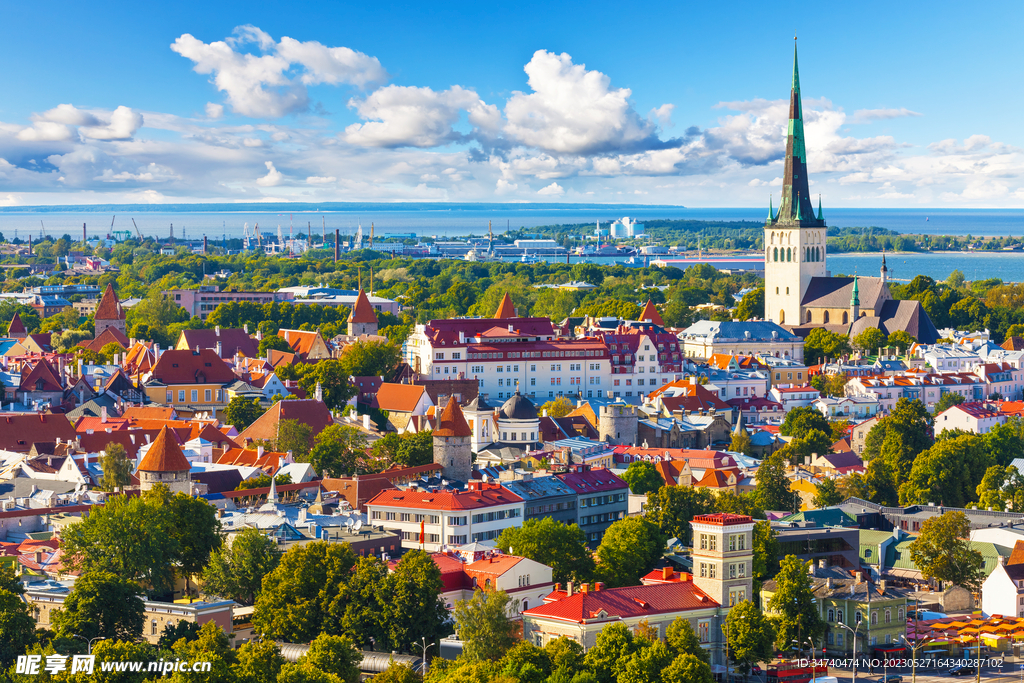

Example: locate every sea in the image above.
[1,203,1022,282]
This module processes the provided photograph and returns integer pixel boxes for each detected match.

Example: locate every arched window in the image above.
[843,312,849,324]
[828,608,835,622]
[806,247,811,261]
[898,607,905,621]
[871,611,878,625]
[522,600,529,611]
[818,247,823,261]
[837,610,844,624]
[773,247,778,262]
[824,311,830,323]
[485,578,492,589]
[855,610,862,623]
[787,248,792,262]
[885,609,891,624]
[806,310,812,323]
[779,310,785,324]
[771,232,775,244]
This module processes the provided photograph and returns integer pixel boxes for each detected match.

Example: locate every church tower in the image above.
[764,40,828,327]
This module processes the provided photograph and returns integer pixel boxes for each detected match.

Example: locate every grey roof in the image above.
[66,394,119,420]
[466,394,493,411]
[0,477,80,498]
[501,475,577,500]
[849,299,940,344]
[680,320,800,343]
[801,276,889,310]
[500,391,537,420]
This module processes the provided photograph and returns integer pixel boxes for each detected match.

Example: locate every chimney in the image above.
[363,414,371,430]
[216,325,220,337]
[662,566,673,580]
[594,582,605,592]
[581,583,589,594]
[554,582,562,593]
[818,558,827,570]
[101,406,107,423]
[855,571,863,583]
[257,445,264,458]
[216,341,222,357]
[244,323,249,334]
[879,579,887,593]
[566,581,574,596]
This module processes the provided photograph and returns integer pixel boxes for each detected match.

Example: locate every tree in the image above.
[500,641,551,682]
[662,654,714,683]
[53,571,144,641]
[888,330,916,353]
[899,434,992,508]
[909,511,985,591]
[202,527,282,605]
[752,520,780,590]
[99,441,132,491]
[236,472,292,490]
[299,633,362,683]
[803,328,852,365]
[862,398,933,504]
[729,428,752,456]
[235,640,286,683]
[168,620,237,683]
[755,451,797,512]
[297,359,358,410]
[452,589,519,661]
[258,334,292,356]
[735,287,765,321]
[725,600,775,674]
[277,418,314,459]
[934,391,966,415]
[51,328,92,353]
[852,327,886,353]
[99,341,126,364]
[373,663,422,683]
[164,492,222,596]
[779,406,830,438]
[308,424,368,476]
[595,517,664,588]
[837,471,870,500]
[395,430,434,468]
[60,493,179,594]
[496,518,595,584]
[225,395,264,431]
[644,485,714,544]
[339,339,403,379]
[0,566,35,665]
[544,636,585,673]
[766,556,826,649]
[158,620,202,649]
[375,550,449,654]
[783,429,833,466]
[540,396,574,418]
[621,461,664,495]
[812,478,843,508]
[620,641,674,683]
[583,623,638,683]
[665,617,709,664]
[984,420,1024,467]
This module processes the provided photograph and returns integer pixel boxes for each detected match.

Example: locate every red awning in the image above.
[873,646,907,653]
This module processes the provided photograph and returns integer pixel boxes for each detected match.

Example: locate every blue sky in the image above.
[0,0,1022,207]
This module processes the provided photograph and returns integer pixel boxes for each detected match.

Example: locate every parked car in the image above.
[877,676,903,683]
[949,665,973,676]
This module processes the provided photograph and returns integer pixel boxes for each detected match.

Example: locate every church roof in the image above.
[348,289,378,324]
[801,276,889,311]
[500,391,537,420]
[95,284,125,321]
[494,292,516,319]
[434,396,472,438]
[137,426,192,473]
[639,300,664,326]
[849,299,940,344]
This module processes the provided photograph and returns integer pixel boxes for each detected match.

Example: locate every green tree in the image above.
[665,617,709,663]
[297,359,358,410]
[395,430,434,468]
[258,334,292,356]
[755,451,797,512]
[158,620,202,649]
[582,623,637,683]
[452,589,519,661]
[202,527,282,605]
[863,398,933,504]
[908,511,985,590]
[338,339,403,379]
[500,642,551,682]
[852,327,886,353]
[168,620,237,683]
[53,571,144,641]
[725,599,775,674]
[899,434,992,508]
[164,491,222,597]
[779,406,830,438]
[766,556,826,649]
[51,328,92,353]
[888,330,916,353]
[595,517,664,588]
[544,636,585,673]
[734,287,765,321]
[0,566,35,665]
[812,478,843,508]
[540,396,574,418]
[299,633,362,683]
[729,428,753,456]
[236,473,293,490]
[225,396,264,431]
[752,520,781,591]
[621,461,664,495]
[234,640,286,683]
[644,485,714,544]
[984,420,1024,467]
[98,341,125,364]
[803,328,852,365]
[620,641,674,683]
[372,663,422,683]
[99,442,132,491]
[934,391,966,415]
[496,518,595,584]
[308,424,368,476]
[277,418,314,459]
[375,550,449,654]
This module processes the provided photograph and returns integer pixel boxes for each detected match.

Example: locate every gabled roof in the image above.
[524,581,718,623]
[148,348,236,385]
[20,358,63,393]
[77,326,129,354]
[639,300,664,326]
[137,426,192,472]
[365,483,523,510]
[555,468,628,494]
[373,383,429,413]
[494,292,516,319]
[95,283,125,321]
[802,276,888,311]
[1003,337,1024,351]
[348,289,379,324]
[279,329,325,357]
[238,399,333,445]
[1008,540,1024,566]
[179,328,258,359]
[7,313,27,337]
[434,396,472,437]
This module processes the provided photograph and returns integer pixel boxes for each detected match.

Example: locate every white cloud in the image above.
[256,160,283,186]
[35,104,100,126]
[171,26,387,118]
[243,138,265,147]
[206,103,224,119]
[504,50,662,155]
[80,106,144,141]
[850,107,922,124]
[305,175,336,184]
[345,85,489,148]
[495,178,518,194]
[649,104,675,128]
[537,182,564,196]
[17,122,73,142]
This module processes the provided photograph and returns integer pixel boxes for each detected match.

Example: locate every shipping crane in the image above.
[132,218,143,241]
[369,222,374,248]
[243,223,251,250]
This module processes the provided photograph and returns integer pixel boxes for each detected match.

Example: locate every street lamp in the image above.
[897,633,933,683]
[804,638,818,683]
[418,636,435,675]
[70,635,106,655]
[837,621,862,683]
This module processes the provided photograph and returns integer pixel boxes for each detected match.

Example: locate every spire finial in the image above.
[817,194,824,221]
[768,194,774,222]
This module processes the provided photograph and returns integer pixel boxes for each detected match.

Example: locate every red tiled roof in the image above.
[692,513,753,526]
[121,406,175,420]
[238,399,333,445]
[465,555,525,577]
[494,292,516,319]
[77,327,130,354]
[639,300,664,326]
[555,468,628,494]
[434,396,472,437]
[524,581,718,622]
[179,328,258,359]
[373,383,428,413]
[694,468,739,489]
[7,313,27,337]
[365,482,522,511]
[149,348,236,385]
[95,283,125,321]
[279,329,323,357]
[137,426,192,473]
[19,358,63,393]
[348,289,379,324]
[0,414,76,453]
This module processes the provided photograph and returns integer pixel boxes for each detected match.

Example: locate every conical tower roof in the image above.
[95,283,125,321]
[494,292,516,319]
[6,312,26,337]
[639,300,664,326]
[138,426,191,473]
[434,396,473,437]
[348,289,378,324]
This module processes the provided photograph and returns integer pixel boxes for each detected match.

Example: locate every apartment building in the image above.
[163,285,294,319]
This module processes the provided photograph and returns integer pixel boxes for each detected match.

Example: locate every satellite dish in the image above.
[345,518,355,530]
[353,519,363,532]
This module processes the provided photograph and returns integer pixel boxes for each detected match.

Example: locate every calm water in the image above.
[828,251,1024,283]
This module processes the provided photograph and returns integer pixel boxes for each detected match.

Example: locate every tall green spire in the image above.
[768,195,774,221]
[851,275,860,306]
[774,39,822,227]
[817,194,824,220]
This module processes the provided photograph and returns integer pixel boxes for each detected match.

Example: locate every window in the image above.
[871,611,878,625]
[166,390,172,403]
[178,390,185,402]
[205,389,211,402]
[828,608,835,622]
[855,611,862,623]
[709,536,717,551]
[698,621,709,643]
[837,610,844,624]
[885,609,891,624]
[700,534,708,550]
[699,562,707,578]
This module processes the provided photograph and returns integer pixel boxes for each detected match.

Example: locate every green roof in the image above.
[858,529,894,566]
[779,509,858,527]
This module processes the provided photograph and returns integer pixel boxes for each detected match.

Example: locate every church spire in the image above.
[773,39,822,227]
[817,194,824,221]
[851,275,860,307]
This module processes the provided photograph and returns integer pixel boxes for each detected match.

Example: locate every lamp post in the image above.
[805,638,818,683]
[70,635,106,655]
[837,621,862,683]
[418,636,434,675]
[899,633,932,683]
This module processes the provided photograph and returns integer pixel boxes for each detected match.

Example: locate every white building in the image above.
[679,321,804,362]
[934,402,1007,437]
[366,481,524,552]
[981,560,1024,619]
[813,395,880,421]
[768,384,821,413]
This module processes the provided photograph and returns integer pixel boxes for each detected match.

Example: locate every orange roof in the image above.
[95,283,125,321]
[348,289,379,324]
[694,468,739,489]
[1009,540,1024,566]
[137,426,192,473]
[122,406,175,421]
[280,329,322,356]
[639,299,664,326]
[434,396,472,437]
[373,383,428,413]
[494,292,516,319]
[464,555,525,577]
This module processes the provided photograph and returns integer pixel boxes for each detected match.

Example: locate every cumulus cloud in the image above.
[172,25,387,118]
[504,50,665,155]
[850,107,922,124]
[306,175,336,184]
[79,106,144,141]
[17,122,73,142]
[206,103,224,119]
[537,182,564,196]
[344,85,492,148]
[35,104,101,126]
[256,161,283,186]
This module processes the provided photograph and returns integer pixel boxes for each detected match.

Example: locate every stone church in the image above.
[764,42,938,346]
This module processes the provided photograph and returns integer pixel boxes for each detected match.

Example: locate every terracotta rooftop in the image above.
[373,383,428,413]
[348,289,379,324]
[524,581,717,623]
[148,348,236,385]
[365,482,523,511]
[137,426,192,473]
[639,300,664,326]
[238,399,333,445]
[179,328,258,359]
[434,396,472,437]
[95,283,125,321]
[494,292,516,319]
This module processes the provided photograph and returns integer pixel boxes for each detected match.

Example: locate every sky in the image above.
[0,0,1022,208]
